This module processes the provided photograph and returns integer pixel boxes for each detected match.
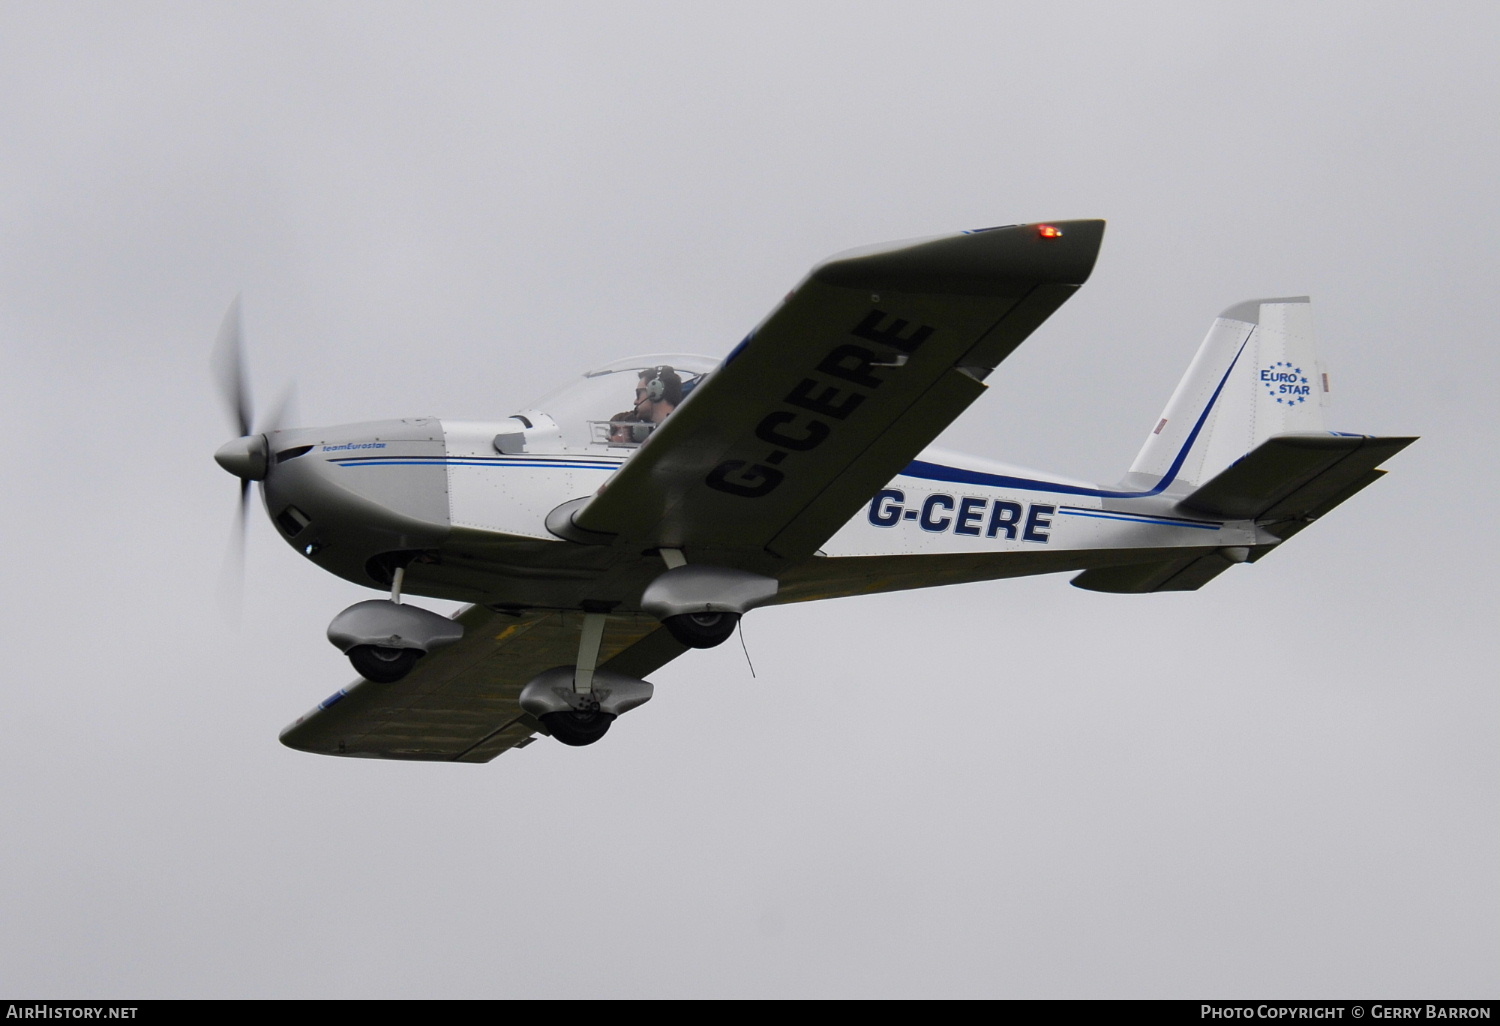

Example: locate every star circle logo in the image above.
[1259,360,1311,405]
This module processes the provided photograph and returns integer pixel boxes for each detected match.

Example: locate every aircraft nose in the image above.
[215,435,269,481]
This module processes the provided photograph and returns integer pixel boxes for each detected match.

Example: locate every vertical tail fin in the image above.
[1130,297,1330,490]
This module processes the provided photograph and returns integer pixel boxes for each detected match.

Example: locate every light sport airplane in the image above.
[212,220,1414,760]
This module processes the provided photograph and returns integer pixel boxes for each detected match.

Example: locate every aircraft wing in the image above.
[560,221,1105,565]
[279,606,687,762]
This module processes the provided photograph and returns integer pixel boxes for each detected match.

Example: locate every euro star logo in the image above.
[1259,360,1311,405]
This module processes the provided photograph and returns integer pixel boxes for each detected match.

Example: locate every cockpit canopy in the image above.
[511,353,718,453]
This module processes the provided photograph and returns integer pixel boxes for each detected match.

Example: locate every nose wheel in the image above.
[328,595,463,683]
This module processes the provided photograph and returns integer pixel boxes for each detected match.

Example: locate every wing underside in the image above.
[279,606,687,762]
[774,545,1227,603]
[563,221,1106,567]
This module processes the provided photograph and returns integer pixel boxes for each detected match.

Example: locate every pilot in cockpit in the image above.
[635,366,683,424]
[602,365,690,445]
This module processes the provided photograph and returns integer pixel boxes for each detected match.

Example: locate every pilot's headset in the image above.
[643,366,683,405]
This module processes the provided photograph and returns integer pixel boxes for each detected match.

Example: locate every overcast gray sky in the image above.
[1,1,1495,998]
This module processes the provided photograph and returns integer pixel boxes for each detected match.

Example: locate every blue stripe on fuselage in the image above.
[1055,508,1221,530]
[329,457,619,470]
[899,327,1253,499]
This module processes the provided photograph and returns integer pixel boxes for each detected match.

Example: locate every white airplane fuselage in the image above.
[258,415,1266,614]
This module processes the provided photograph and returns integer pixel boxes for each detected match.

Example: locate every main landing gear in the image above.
[541,707,615,747]
[661,611,740,649]
[347,644,422,683]
[325,553,779,747]
[518,616,654,747]
[642,559,775,650]
[521,554,780,746]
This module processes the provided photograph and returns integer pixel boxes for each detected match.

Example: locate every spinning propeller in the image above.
[211,297,296,595]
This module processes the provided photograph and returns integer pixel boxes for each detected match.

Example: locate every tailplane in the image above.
[1072,297,1415,594]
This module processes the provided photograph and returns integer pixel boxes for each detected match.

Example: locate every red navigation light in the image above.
[1037,224,1064,239]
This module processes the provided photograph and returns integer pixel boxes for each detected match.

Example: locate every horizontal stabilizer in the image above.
[1073,433,1415,595]
[1177,433,1416,522]
[1071,549,1243,594]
